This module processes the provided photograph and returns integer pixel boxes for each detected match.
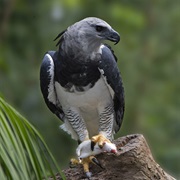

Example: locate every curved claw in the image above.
[81,155,104,178]
[91,157,103,169]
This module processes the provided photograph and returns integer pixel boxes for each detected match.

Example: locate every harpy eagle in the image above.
[40,17,125,177]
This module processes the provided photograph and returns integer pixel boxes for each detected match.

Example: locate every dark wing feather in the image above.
[40,51,65,120]
[98,45,125,133]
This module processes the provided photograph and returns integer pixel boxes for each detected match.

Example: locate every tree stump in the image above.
[53,134,176,180]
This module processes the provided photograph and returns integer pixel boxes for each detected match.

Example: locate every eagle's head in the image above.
[56,17,120,59]
[70,17,120,44]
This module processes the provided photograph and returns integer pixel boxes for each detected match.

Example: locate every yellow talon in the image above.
[70,155,102,178]
[70,156,93,171]
[70,158,80,165]
[72,135,112,177]
[91,134,111,148]
[82,157,91,173]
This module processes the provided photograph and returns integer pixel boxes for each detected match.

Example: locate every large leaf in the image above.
[0,97,65,180]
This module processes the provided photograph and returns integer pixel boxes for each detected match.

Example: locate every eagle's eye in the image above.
[95,25,104,32]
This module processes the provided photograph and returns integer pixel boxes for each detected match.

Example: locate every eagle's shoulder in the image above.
[103,44,118,62]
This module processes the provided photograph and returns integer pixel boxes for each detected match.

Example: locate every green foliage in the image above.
[0,97,65,180]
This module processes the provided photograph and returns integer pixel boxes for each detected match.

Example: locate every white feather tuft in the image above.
[60,120,78,140]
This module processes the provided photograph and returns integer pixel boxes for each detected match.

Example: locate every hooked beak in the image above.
[106,29,120,45]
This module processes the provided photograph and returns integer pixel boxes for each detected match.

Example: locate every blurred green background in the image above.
[0,0,180,178]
